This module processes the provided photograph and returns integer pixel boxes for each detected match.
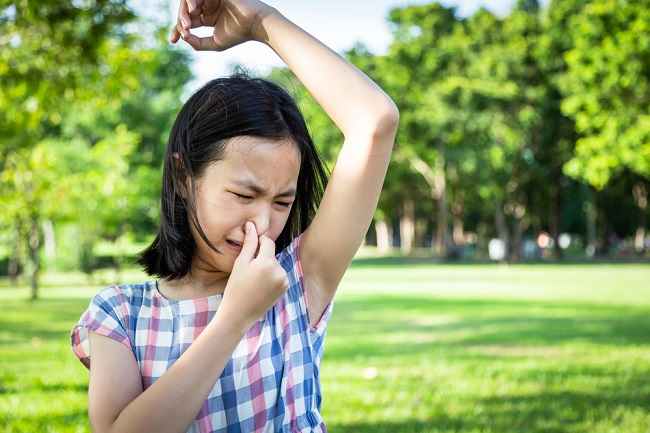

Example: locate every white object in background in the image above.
[488,238,506,261]
[559,233,571,250]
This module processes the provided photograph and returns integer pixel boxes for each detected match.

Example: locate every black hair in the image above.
[137,71,329,280]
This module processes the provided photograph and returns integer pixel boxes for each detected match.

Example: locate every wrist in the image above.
[251,6,283,45]
[212,307,250,337]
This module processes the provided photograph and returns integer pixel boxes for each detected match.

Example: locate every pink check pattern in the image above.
[70,233,334,433]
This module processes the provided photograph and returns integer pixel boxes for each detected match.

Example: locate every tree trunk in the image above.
[375,218,392,255]
[451,198,465,246]
[400,198,415,255]
[8,220,22,287]
[510,203,527,262]
[495,200,509,261]
[8,255,19,286]
[633,182,648,254]
[584,186,597,258]
[414,218,427,249]
[549,184,563,259]
[433,144,448,257]
[42,219,56,260]
[400,148,449,257]
[28,215,41,301]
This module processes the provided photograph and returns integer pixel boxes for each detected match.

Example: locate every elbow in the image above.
[371,102,400,138]
[347,99,400,139]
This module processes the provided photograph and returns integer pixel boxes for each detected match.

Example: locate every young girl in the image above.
[70,1,399,432]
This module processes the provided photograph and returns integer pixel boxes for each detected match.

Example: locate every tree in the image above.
[0,0,135,155]
[0,1,192,298]
[559,0,650,188]
[384,3,460,257]
[1,126,138,299]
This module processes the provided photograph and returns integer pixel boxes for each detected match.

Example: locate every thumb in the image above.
[236,221,258,262]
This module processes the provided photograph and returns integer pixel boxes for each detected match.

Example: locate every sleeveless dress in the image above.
[70,233,334,433]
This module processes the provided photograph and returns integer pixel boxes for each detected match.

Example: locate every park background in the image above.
[1,0,649,432]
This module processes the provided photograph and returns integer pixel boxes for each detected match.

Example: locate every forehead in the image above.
[209,135,301,186]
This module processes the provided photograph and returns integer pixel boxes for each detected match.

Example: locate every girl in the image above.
[70,0,399,432]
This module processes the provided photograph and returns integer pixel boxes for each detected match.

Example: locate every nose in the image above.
[247,205,271,238]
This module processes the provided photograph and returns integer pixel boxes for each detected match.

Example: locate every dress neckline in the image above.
[152,280,223,304]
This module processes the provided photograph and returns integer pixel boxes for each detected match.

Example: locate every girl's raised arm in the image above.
[257,8,399,325]
[173,0,399,326]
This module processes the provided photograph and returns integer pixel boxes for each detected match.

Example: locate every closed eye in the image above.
[232,192,292,208]
[233,192,253,200]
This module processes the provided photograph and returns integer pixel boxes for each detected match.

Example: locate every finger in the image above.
[171,0,190,42]
[179,0,191,29]
[174,21,191,42]
[237,221,258,262]
[170,26,180,43]
[186,0,199,14]
[170,22,183,43]
[173,13,205,40]
[257,235,276,258]
[182,33,219,51]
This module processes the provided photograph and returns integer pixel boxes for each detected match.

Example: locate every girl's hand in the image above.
[218,221,289,331]
[169,0,277,51]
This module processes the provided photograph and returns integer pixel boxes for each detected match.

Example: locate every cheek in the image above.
[271,210,292,238]
[194,198,236,234]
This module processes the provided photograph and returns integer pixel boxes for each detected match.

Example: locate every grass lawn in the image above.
[1,262,649,432]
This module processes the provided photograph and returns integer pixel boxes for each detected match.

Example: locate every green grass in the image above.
[1,263,649,432]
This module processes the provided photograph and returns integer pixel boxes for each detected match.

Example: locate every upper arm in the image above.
[300,109,399,319]
[88,331,143,433]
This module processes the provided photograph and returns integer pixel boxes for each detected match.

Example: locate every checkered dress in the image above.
[70,233,334,433]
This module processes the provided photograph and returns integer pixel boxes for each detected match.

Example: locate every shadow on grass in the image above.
[327,367,650,432]
[0,410,88,432]
[475,389,650,431]
[325,296,650,361]
[0,382,88,395]
[328,419,438,433]
[327,385,650,433]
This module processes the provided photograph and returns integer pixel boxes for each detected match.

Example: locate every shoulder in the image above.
[91,281,150,309]
[82,282,154,330]
[71,282,151,370]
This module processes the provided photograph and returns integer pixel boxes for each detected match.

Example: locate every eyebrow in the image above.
[232,179,296,198]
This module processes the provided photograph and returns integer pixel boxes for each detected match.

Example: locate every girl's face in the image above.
[188,135,301,272]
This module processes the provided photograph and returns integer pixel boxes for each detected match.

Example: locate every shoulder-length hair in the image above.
[137,71,329,280]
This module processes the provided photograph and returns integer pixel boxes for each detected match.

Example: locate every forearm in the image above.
[108,313,246,433]
[255,10,399,137]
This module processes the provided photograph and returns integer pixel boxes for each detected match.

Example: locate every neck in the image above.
[161,257,230,298]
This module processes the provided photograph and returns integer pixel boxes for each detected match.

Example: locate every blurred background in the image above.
[1,0,649,432]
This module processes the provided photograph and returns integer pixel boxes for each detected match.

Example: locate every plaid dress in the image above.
[70,233,334,433]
